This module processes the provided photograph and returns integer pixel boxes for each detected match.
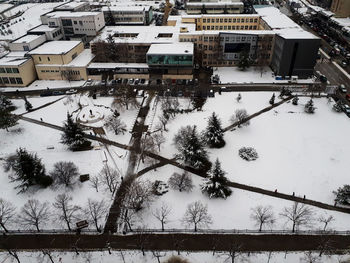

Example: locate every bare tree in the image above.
[50,161,79,188]
[99,165,120,195]
[53,193,81,231]
[19,199,50,232]
[280,202,313,232]
[42,249,55,263]
[140,135,157,164]
[182,201,212,232]
[152,132,166,152]
[250,205,275,231]
[0,198,16,232]
[318,214,334,231]
[168,172,193,192]
[84,199,108,232]
[105,113,127,135]
[220,242,246,263]
[152,251,166,263]
[230,109,250,128]
[300,251,320,263]
[112,87,138,110]
[158,113,170,131]
[7,249,21,263]
[122,208,138,232]
[153,202,172,231]
[124,180,154,211]
[90,175,99,192]
[266,251,274,263]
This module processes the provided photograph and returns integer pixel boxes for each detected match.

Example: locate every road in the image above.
[1,232,350,252]
[315,60,350,89]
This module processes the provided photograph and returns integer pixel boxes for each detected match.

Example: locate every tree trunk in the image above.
[0,222,9,232]
[94,220,100,232]
[259,222,263,232]
[194,223,197,232]
[323,222,328,231]
[161,221,164,231]
[292,222,295,233]
[35,223,40,232]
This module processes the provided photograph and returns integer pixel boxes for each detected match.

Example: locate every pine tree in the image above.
[238,50,251,71]
[6,148,52,193]
[292,96,299,105]
[333,101,342,112]
[0,95,15,111]
[174,125,211,171]
[304,99,316,114]
[61,113,91,151]
[24,97,33,112]
[269,93,275,105]
[201,158,232,199]
[203,112,225,148]
[333,185,350,205]
[0,109,18,131]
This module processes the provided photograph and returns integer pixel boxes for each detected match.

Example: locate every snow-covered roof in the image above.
[94,26,179,44]
[45,11,101,18]
[0,55,31,66]
[54,2,89,10]
[12,34,42,44]
[274,28,319,39]
[101,5,151,12]
[88,62,149,69]
[186,2,243,6]
[29,24,59,33]
[66,49,94,67]
[28,41,82,55]
[180,29,275,36]
[6,51,28,57]
[147,43,193,55]
[179,14,259,18]
[330,17,350,27]
[254,5,299,30]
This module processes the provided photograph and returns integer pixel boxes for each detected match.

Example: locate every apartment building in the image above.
[41,11,105,40]
[0,55,36,87]
[54,1,90,12]
[28,41,94,81]
[28,25,64,41]
[102,6,153,25]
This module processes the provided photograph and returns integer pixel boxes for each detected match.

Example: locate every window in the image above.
[2,77,9,84]
[219,26,223,30]
[254,18,258,23]
[224,26,227,30]
[74,21,77,24]
[47,57,50,62]
[39,57,42,62]
[0,68,5,73]
[211,19,215,23]
[203,26,206,30]
[9,77,16,84]
[211,26,214,30]
[0,78,2,84]
[245,25,248,29]
[237,18,240,23]
[220,19,223,23]
[12,68,19,73]
[228,18,232,23]
[216,18,219,23]
[215,26,218,30]
[250,18,253,23]
[23,45,29,51]
[240,26,244,30]
[233,18,236,22]
[5,68,12,73]
[72,53,77,59]
[228,26,231,30]
[203,18,206,23]
[224,19,227,23]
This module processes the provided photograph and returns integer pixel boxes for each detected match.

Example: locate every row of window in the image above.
[201,18,258,24]
[38,56,51,62]
[201,25,258,30]
[0,77,23,84]
[41,70,59,73]
[52,29,62,38]
[0,67,19,74]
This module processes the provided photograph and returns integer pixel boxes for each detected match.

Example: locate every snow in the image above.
[12,34,42,43]
[147,43,194,55]
[213,66,314,83]
[0,3,13,13]
[0,250,348,263]
[136,92,350,231]
[0,55,29,66]
[0,3,63,41]
[45,11,101,18]
[1,80,86,92]
[88,62,149,69]
[28,41,81,55]
[66,49,94,67]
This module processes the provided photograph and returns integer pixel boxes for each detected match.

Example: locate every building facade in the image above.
[102,6,153,25]
[331,0,350,17]
[186,2,244,14]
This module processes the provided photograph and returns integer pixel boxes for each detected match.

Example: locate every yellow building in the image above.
[331,0,350,17]
[28,41,93,81]
[0,54,37,87]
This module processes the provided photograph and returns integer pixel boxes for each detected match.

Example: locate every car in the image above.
[346,94,350,102]
[117,78,122,84]
[111,79,117,85]
[319,75,327,83]
[122,79,128,85]
[128,79,134,85]
[339,84,347,93]
[342,104,350,117]
[52,91,65,96]
[101,80,106,85]
[341,60,348,68]
[140,79,145,84]
[178,90,183,97]
[134,79,140,85]
[66,89,77,94]
[40,91,52,97]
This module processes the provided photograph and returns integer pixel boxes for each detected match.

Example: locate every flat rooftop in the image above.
[45,11,101,18]
[12,34,42,44]
[29,25,59,33]
[147,43,194,55]
[54,2,88,10]
[28,41,81,55]
[102,5,151,12]
[0,56,30,66]
[186,2,243,6]
[88,62,149,69]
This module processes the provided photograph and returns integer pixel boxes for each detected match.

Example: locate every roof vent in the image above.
[185,50,189,53]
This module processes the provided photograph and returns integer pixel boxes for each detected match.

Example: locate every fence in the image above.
[0,229,100,235]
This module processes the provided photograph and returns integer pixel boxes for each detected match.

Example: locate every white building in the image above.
[102,6,153,25]
[28,25,63,41]
[41,11,105,39]
[9,34,46,52]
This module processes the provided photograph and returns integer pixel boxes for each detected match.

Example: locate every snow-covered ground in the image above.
[0,2,63,41]
[135,92,350,231]
[213,67,314,84]
[1,80,86,92]
[0,3,13,13]
[0,250,348,263]
[0,94,140,230]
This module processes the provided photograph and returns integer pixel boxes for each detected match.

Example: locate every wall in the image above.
[9,35,46,52]
[331,0,350,17]
[0,59,37,87]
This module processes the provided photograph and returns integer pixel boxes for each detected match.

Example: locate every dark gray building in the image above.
[271,31,320,78]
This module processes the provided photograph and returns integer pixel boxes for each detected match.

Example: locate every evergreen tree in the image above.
[0,95,15,111]
[174,125,211,171]
[238,50,251,71]
[292,96,299,105]
[304,99,316,114]
[203,112,225,148]
[269,93,275,105]
[201,158,232,199]
[24,97,33,112]
[105,7,116,26]
[5,148,52,193]
[236,93,242,102]
[0,109,18,131]
[333,185,350,205]
[332,101,342,112]
[61,113,91,151]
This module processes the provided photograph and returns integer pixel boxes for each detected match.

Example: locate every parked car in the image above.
[111,79,117,85]
[122,79,128,85]
[66,89,77,94]
[341,60,348,68]
[339,84,347,93]
[128,79,134,85]
[134,79,140,85]
[346,94,350,102]
[342,104,350,117]
[319,75,327,83]
[52,91,65,96]
[117,78,122,84]
[140,79,145,84]
[40,91,52,97]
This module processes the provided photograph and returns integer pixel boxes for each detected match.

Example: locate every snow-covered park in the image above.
[135,92,350,232]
